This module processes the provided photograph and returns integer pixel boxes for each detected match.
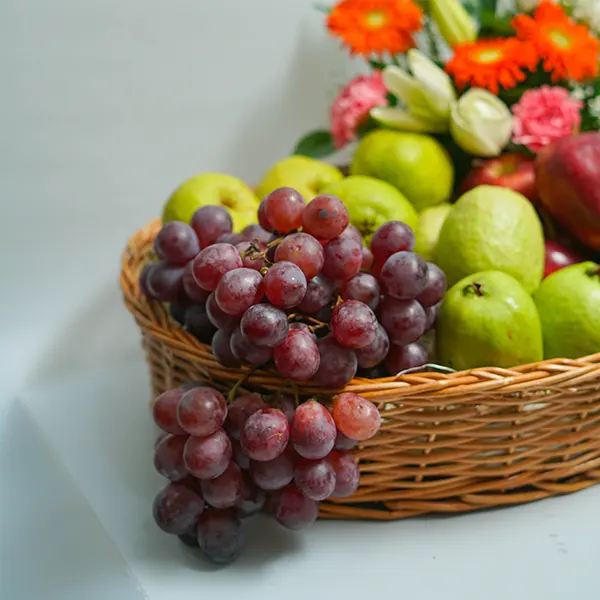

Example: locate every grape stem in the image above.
[239,235,284,265]
[227,368,257,403]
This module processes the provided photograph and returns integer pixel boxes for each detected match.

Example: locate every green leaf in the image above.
[314,3,331,14]
[479,12,515,37]
[480,0,497,14]
[293,130,336,159]
[368,58,387,70]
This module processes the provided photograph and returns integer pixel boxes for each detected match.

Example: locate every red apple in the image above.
[461,153,538,202]
[536,132,600,251]
[544,240,582,278]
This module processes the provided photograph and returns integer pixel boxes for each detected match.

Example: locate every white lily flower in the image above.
[371,50,456,133]
[450,89,513,157]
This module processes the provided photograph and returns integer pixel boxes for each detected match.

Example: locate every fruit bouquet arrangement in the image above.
[121,0,600,567]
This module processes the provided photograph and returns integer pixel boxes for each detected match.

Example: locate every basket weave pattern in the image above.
[122,220,600,520]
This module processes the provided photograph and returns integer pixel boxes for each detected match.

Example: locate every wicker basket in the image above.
[121,219,600,520]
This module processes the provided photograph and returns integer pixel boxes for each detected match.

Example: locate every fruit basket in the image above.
[121,218,600,520]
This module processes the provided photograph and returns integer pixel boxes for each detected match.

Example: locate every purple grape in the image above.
[182,262,210,302]
[341,273,380,311]
[201,462,244,509]
[263,261,307,309]
[328,451,360,498]
[146,261,184,301]
[236,475,266,517]
[249,447,295,490]
[242,223,271,244]
[294,458,336,501]
[225,394,266,440]
[154,434,189,481]
[370,221,415,263]
[191,243,242,291]
[290,400,336,460]
[184,303,216,343]
[379,296,426,345]
[385,342,428,374]
[197,508,245,564]
[334,430,358,451]
[178,386,227,437]
[191,205,233,249]
[183,429,232,479]
[211,329,241,368]
[152,482,204,535]
[311,335,357,388]
[298,274,335,314]
[270,484,319,530]
[416,263,447,307]
[355,324,390,368]
[230,327,272,366]
[153,389,186,435]
[338,224,363,245]
[302,195,349,240]
[215,268,264,316]
[240,303,289,348]
[331,300,378,349]
[206,292,240,331]
[240,408,290,462]
[273,330,321,381]
[154,221,200,266]
[274,232,324,280]
[379,252,428,299]
[322,238,362,281]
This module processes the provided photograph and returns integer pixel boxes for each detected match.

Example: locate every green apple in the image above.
[256,155,343,202]
[533,262,600,359]
[350,130,454,212]
[163,173,259,232]
[414,202,452,261]
[435,185,544,294]
[437,271,543,370]
[320,175,418,244]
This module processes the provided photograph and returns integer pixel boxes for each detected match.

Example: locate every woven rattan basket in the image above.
[121,219,600,520]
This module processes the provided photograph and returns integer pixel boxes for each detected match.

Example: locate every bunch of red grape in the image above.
[141,186,446,381]
[151,382,381,564]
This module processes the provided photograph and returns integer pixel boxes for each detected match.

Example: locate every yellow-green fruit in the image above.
[435,185,544,294]
[163,173,259,232]
[255,155,343,202]
[414,202,452,261]
[437,271,543,370]
[533,262,600,359]
[350,130,454,212]
[320,175,418,245]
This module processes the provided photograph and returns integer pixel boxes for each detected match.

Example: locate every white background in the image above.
[1,1,599,599]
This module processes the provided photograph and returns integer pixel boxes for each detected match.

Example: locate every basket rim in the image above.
[120,218,600,398]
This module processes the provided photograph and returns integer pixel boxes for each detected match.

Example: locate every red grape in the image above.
[263,261,307,309]
[331,300,378,349]
[154,434,188,481]
[146,261,184,301]
[361,246,374,271]
[242,223,271,244]
[152,482,204,535]
[153,389,186,435]
[379,251,428,299]
[271,395,296,425]
[289,322,315,337]
[298,274,334,314]
[182,262,210,302]
[257,200,273,232]
[328,451,360,498]
[291,400,336,460]
[249,447,295,490]
[215,268,264,316]
[379,296,426,345]
[240,408,290,462]
[240,303,289,348]
[225,393,267,440]
[230,327,272,366]
[236,240,267,271]
[274,233,324,280]
[270,484,319,530]
[237,475,266,517]
[332,392,381,441]
[338,224,363,245]
[370,221,415,263]
[201,462,244,509]
[311,335,357,388]
[355,324,390,368]
[232,439,250,470]
[358,364,389,379]
[184,303,216,343]
[206,292,240,331]
[192,243,242,291]
[154,221,200,266]
[341,273,380,311]
[183,429,232,479]
[177,387,227,437]
[264,187,306,233]
[302,195,349,240]
[334,430,357,451]
[273,330,321,381]
[322,237,362,281]
[169,299,188,325]
[416,263,447,307]
[197,508,245,564]
[385,342,428,374]
[211,329,242,368]
[294,458,336,501]
[191,205,233,248]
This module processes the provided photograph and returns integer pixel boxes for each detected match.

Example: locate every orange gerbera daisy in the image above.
[445,38,538,95]
[512,1,599,82]
[327,0,423,56]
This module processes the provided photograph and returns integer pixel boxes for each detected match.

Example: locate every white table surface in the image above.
[1,1,598,598]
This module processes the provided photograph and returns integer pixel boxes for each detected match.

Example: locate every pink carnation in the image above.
[331,72,388,149]
[511,86,584,152]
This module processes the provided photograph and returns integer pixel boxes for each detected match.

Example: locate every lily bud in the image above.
[450,89,513,157]
[371,49,456,133]
[429,0,477,48]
